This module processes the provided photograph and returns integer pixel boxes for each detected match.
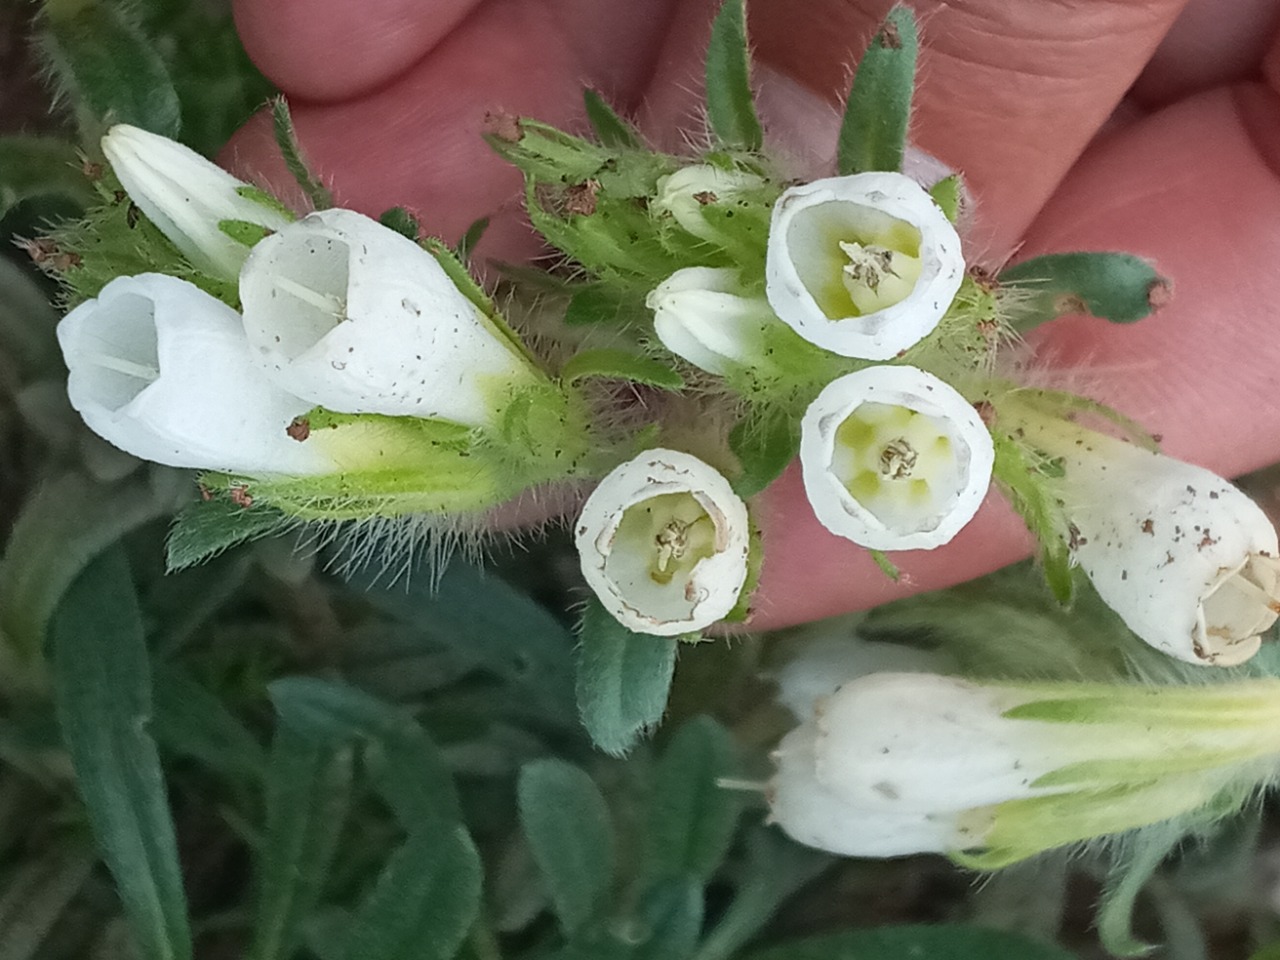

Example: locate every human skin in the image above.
[223,0,1280,629]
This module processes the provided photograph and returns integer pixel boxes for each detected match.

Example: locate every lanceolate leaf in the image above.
[166,497,292,572]
[341,824,482,960]
[576,597,677,757]
[729,409,799,498]
[744,925,1078,960]
[0,136,94,220]
[704,0,763,151]
[583,89,642,149]
[51,549,193,960]
[561,348,685,391]
[248,725,354,960]
[837,6,919,175]
[999,252,1170,331]
[644,717,741,883]
[36,0,181,140]
[517,759,615,934]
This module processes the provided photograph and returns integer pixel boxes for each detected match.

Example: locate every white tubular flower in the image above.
[799,365,993,551]
[653,164,767,244]
[768,672,1280,864]
[101,124,293,280]
[647,267,776,376]
[1030,421,1280,666]
[56,273,331,475]
[765,172,964,359]
[768,725,986,857]
[575,449,751,636]
[239,208,540,428]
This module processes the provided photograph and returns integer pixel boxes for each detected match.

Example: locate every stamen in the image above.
[86,352,159,381]
[275,276,346,317]
[839,240,899,293]
[879,437,918,480]
[653,519,689,579]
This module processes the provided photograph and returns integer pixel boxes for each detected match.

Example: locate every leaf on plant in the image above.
[561,348,684,391]
[631,878,703,960]
[166,495,292,572]
[704,0,763,151]
[583,89,642,149]
[0,849,95,960]
[990,432,1074,605]
[999,252,1170,331]
[268,677,461,825]
[837,5,918,175]
[563,284,647,327]
[378,206,421,241]
[517,759,615,934]
[271,97,331,210]
[455,216,490,263]
[644,717,740,883]
[51,548,193,960]
[743,924,1078,960]
[36,0,182,139]
[576,597,677,757]
[340,823,482,960]
[729,409,799,498]
[0,136,94,221]
[929,173,962,223]
[248,724,354,960]
[152,664,267,781]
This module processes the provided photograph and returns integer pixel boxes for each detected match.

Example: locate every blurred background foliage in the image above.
[3,1,1280,958]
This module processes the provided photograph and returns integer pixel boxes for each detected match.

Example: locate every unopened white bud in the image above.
[575,449,751,636]
[239,208,540,428]
[765,172,964,359]
[647,267,776,376]
[101,124,292,279]
[799,365,993,551]
[56,273,330,475]
[653,164,767,245]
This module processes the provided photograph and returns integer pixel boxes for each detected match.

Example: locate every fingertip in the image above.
[232,0,479,101]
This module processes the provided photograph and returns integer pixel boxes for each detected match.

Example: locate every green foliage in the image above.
[989,430,1075,605]
[583,89,642,149]
[561,348,685,391]
[51,549,192,960]
[744,925,1079,960]
[576,597,677,757]
[929,173,962,222]
[0,136,95,221]
[518,759,615,934]
[729,408,799,498]
[1000,252,1170,330]
[837,6,919,175]
[340,823,482,960]
[36,0,181,142]
[704,0,763,151]
[271,97,331,210]
[166,496,292,572]
[643,717,740,883]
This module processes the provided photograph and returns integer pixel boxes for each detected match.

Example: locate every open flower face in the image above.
[575,449,751,636]
[800,365,994,551]
[240,208,538,428]
[56,273,330,475]
[765,172,964,360]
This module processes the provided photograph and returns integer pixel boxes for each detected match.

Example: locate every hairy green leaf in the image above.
[704,0,763,150]
[341,824,482,960]
[151,665,267,780]
[561,348,684,391]
[576,597,677,757]
[248,725,353,960]
[166,497,291,572]
[52,549,192,960]
[271,97,331,209]
[729,409,798,498]
[837,6,918,175]
[744,925,1078,960]
[518,759,614,933]
[37,0,182,140]
[0,136,94,220]
[645,717,740,883]
[1000,252,1169,330]
[583,89,642,149]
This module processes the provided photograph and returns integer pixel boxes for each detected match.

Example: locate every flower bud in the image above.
[575,449,751,636]
[239,208,541,428]
[653,164,767,245]
[799,365,993,551]
[56,273,331,475]
[1018,416,1280,666]
[765,172,964,359]
[647,267,776,376]
[101,124,292,280]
